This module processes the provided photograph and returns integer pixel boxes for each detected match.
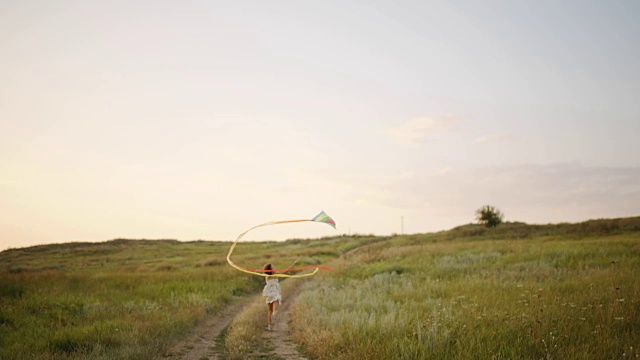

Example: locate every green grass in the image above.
[290,218,640,360]
[2,218,639,359]
[0,233,361,359]
[0,237,345,359]
[1,240,241,359]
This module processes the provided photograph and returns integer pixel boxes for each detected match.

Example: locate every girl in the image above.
[262,259,298,331]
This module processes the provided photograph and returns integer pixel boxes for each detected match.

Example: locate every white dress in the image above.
[262,278,282,304]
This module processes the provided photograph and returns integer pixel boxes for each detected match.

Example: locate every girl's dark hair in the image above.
[264,263,274,275]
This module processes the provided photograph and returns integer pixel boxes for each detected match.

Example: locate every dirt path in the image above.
[163,241,369,359]
[258,284,308,360]
[165,286,308,360]
[163,297,251,360]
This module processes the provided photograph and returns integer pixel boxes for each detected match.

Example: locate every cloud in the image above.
[384,117,457,145]
[473,133,514,144]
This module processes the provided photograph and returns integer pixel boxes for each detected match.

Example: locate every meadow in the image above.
[289,218,640,359]
[0,240,244,359]
[0,236,359,360]
[1,217,639,359]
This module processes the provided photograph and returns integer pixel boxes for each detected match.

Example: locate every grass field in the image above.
[0,240,246,359]
[0,236,351,360]
[289,218,640,359]
[1,217,639,359]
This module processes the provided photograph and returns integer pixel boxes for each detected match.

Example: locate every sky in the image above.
[1,1,639,251]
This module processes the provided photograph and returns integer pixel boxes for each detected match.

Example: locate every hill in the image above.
[1,217,639,359]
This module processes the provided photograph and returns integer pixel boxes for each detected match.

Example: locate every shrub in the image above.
[475,205,504,228]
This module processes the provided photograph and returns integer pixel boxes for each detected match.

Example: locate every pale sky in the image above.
[2,1,639,251]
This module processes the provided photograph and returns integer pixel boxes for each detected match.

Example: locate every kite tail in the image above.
[226,214,336,278]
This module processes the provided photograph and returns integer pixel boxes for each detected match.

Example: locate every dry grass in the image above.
[290,229,640,359]
[224,278,305,359]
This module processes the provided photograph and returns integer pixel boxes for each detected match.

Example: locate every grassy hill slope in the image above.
[289,217,640,360]
[1,217,639,359]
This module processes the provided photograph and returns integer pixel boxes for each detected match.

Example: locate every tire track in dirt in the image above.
[164,289,308,360]
[163,296,251,360]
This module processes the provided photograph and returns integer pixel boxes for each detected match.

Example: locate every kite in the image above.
[226,211,337,278]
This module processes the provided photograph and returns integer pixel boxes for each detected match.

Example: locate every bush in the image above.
[475,205,504,228]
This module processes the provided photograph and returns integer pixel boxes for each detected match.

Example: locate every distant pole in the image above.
[401,216,404,235]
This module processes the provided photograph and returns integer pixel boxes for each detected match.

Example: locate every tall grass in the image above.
[3,219,638,359]
[290,220,640,359]
[0,240,261,359]
[0,234,358,359]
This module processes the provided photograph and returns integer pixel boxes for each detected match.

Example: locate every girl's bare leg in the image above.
[272,300,279,323]
[267,300,280,330]
[267,302,274,328]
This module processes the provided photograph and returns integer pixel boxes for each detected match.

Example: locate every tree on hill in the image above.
[475,205,504,228]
